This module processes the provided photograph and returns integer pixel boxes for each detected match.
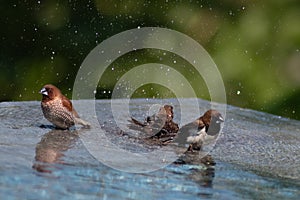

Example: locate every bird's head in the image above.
[40,84,61,100]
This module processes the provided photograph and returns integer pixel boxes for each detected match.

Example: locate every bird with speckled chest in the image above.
[40,84,90,129]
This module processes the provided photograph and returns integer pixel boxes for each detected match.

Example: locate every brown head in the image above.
[39,84,62,100]
[158,105,174,120]
[200,109,224,135]
[202,109,224,125]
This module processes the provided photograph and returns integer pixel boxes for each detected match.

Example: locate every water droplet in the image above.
[93,90,97,94]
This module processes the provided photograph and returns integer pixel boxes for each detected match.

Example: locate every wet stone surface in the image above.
[0,99,300,199]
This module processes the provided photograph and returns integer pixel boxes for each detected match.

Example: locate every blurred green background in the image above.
[0,0,299,120]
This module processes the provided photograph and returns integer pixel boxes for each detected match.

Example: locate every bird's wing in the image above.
[173,121,198,147]
[61,96,80,118]
[130,117,147,127]
[181,121,200,136]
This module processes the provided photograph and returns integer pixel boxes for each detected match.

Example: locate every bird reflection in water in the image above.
[190,156,215,189]
[190,165,215,198]
[33,130,79,173]
[174,152,216,189]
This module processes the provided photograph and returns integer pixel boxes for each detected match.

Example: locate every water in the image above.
[0,99,299,199]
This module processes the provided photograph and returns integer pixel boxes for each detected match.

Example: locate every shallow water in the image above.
[0,99,299,199]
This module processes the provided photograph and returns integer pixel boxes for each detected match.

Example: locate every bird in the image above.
[39,84,90,129]
[174,109,224,152]
[128,105,179,140]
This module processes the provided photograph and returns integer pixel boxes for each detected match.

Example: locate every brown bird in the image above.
[174,109,224,152]
[129,105,179,139]
[40,84,90,129]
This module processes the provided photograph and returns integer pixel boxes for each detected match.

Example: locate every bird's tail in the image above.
[75,117,91,128]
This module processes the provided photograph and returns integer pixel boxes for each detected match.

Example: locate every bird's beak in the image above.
[217,116,224,123]
[39,88,48,96]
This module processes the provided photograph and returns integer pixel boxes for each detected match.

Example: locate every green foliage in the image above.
[0,0,299,119]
